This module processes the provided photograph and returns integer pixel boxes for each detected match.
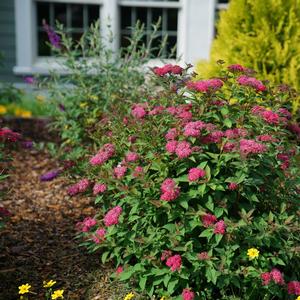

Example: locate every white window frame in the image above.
[14,0,217,75]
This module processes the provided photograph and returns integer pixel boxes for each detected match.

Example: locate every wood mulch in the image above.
[0,149,128,300]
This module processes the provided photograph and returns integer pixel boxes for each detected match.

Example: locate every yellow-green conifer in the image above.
[196,0,300,112]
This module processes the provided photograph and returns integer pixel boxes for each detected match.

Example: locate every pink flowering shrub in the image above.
[73,64,299,299]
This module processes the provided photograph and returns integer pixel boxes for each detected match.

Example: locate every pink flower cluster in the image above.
[165,128,179,140]
[167,104,193,121]
[237,75,266,91]
[148,105,164,116]
[188,168,206,182]
[197,251,210,260]
[153,64,183,76]
[228,182,238,190]
[239,139,267,155]
[256,135,277,143]
[187,79,223,93]
[287,281,300,295]
[114,165,127,179]
[93,183,107,195]
[227,64,246,73]
[261,268,285,286]
[201,214,226,234]
[160,178,180,201]
[133,166,144,177]
[125,152,139,162]
[182,289,195,300]
[90,143,115,166]
[161,250,172,261]
[166,140,193,159]
[92,228,106,244]
[131,103,148,119]
[183,121,206,137]
[77,217,97,232]
[67,179,90,196]
[201,130,224,144]
[0,128,21,142]
[166,254,182,271]
[261,110,279,125]
[277,152,290,170]
[104,206,122,226]
[224,128,247,139]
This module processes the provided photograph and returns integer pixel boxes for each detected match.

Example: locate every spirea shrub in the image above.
[74,65,300,299]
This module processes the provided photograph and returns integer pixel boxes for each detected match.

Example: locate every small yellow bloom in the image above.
[229,98,238,105]
[0,105,7,114]
[20,110,32,118]
[36,94,46,102]
[124,292,135,300]
[247,248,259,260]
[18,283,31,295]
[43,280,56,288]
[14,107,23,117]
[79,102,88,108]
[160,297,167,300]
[51,289,64,299]
[89,95,98,101]
[296,296,300,300]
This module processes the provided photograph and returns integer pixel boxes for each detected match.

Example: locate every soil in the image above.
[0,149,123,300]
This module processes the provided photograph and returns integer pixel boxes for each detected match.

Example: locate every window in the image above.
[120,5,178,57]
[36,1,100,56]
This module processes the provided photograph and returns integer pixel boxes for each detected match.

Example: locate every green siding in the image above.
[0,0,19,82]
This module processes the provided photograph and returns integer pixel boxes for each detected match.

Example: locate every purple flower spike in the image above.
[40,170,60,182]
[43,20,61,49]
[22,141,34,149]
[24,76,36,85]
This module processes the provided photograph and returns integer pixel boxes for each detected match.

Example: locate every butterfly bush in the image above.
[73,64,299,299]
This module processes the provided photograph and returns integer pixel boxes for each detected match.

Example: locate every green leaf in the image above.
[224,118,232,128]
[199,228,214,238]
[139,276,147,290]
[167,279,178,294]
[205,196,214,211]
[101,251,110,264]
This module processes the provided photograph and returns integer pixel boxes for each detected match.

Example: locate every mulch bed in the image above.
[0,150,125,300]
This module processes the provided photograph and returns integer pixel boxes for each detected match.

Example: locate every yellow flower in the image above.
[160,297,167,300]
[296,296,300,300]
[247,248,259,260]
[51,289,64,299]
[14,107,23,117]
[18,283,31,295]
[20,110,32,118]
[229,98,238,105]
[79,102,88,108]
[43,280,56,288]
[0,105,7,114]
[36,94,46,102]
[124,292,135,300]
[89,95,98,101]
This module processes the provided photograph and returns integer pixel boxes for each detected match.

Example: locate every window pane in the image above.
[136,7,147,25]
[166,35,176,58]
[38,31,51,56]
[37,2,50,26]
[121,34,131,48]
[71,4,84,28]
[151,35,162,56]
[121,7,132,29]
[72,32,84,43]
[88,5,100,26]
[152,8,163,25]
[54,3,67,26]
[167,8,177,31]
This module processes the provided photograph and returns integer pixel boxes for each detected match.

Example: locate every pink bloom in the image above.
[197,252,210,260]
[104,206,122,226]
[228,182,238,190]
[116,266,123,274]
[227,64,246,72]
[287,123,300,138]
[160,178,180,202]
[93,228,106,243]
[175,141,192,159]
[270,268,285,285]
[224,128,247,139]
[177,111,193,121]
[187,79,223,93]
[114,166,127,179]
[77,217,97,232]
[214,220,226,235]
[149,105,164,116]
[153,64,183,76]
[183,121,206,137]
[93,183,107,195]
[172,65,183,74]
[240,139,267,155]
[287,281,300,295]
[161,250,172,261]
[133,166,144,177]
[125,152,139,162]
[237,75,266,91]
[166,140,178,154]
[131,104,147,119]
[188,168,206,182]
[90,143,115,166]
[202,213,217,227]
[182,289,195,300]
[128,135,137,143]
[257,135,277,142]
[166,254,182,272]
[261,110,279,125]
[251,105,266,115]
[223,142,236,152]
[278,108,292,119]
[165,128,179,140]
[67,179,90,196]
[261,272,271,285]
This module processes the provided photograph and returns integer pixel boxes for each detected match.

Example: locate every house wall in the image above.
[0,0,20,82]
